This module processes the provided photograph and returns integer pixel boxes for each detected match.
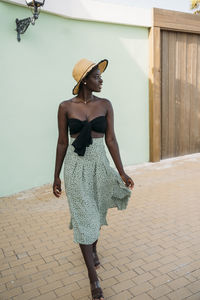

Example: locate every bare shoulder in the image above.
[101,98,113,113]
[58,98,74,113]
[94,96,112,110]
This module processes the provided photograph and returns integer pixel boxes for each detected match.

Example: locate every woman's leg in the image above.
[92,239,100,268]
[92,239,98,254]
[79,243,98,283]
[79,243,104,299]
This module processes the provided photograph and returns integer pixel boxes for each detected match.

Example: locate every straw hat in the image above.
[72,58,108,95]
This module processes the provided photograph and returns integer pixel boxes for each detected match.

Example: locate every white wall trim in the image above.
[3,0,152,27]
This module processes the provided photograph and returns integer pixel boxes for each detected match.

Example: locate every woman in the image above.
[53,58,134,300]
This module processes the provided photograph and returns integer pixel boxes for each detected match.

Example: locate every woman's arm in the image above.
[105,99,134,189]
[53,102,69,197]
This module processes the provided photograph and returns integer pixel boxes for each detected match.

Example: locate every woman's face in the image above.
[84,67,103,93]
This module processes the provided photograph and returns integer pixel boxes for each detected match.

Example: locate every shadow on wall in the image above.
[0,2,149,196]
[161,77,200,159]
[149,64,200,163]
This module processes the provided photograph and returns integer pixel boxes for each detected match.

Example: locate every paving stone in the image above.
[167,287,193,300]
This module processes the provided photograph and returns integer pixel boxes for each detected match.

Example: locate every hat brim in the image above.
[72,59,108,95]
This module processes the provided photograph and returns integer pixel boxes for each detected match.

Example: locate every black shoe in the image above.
[90,280,104,300]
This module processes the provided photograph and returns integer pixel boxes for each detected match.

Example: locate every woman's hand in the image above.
[53,177,62,197]
[120,173,134,190]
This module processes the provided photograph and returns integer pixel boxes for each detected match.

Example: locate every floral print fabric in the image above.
[63,137,131,244]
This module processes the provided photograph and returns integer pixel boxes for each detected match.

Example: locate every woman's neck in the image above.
[77,88,94,104]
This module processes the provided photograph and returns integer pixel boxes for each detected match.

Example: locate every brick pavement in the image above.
[0,153,200,300]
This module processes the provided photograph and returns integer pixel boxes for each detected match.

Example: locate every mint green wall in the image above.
[0,2,149,196]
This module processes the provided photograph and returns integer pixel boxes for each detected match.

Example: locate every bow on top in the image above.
[72,121,93,156]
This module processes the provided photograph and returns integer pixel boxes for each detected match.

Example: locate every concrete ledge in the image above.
[3,0,152,27]
[125,152,200,173]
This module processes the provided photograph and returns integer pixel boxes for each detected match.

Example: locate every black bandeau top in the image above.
[68,115,107,156]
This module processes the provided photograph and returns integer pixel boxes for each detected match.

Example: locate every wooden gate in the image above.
[149,8,200,161]
[161,30,200,159]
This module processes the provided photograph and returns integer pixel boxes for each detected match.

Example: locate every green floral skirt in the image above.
[63,137,131,245]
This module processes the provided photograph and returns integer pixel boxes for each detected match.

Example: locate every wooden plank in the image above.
[196,35,200,151]
[189,34,198,153]
[178,32,188,156]
[149,27,161,162]
[184,33,193,154]
[154,8,200,34]
[168,31,176,157]
[161,30,169,158]
[174,31,182,157]
[193,34,200,153]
